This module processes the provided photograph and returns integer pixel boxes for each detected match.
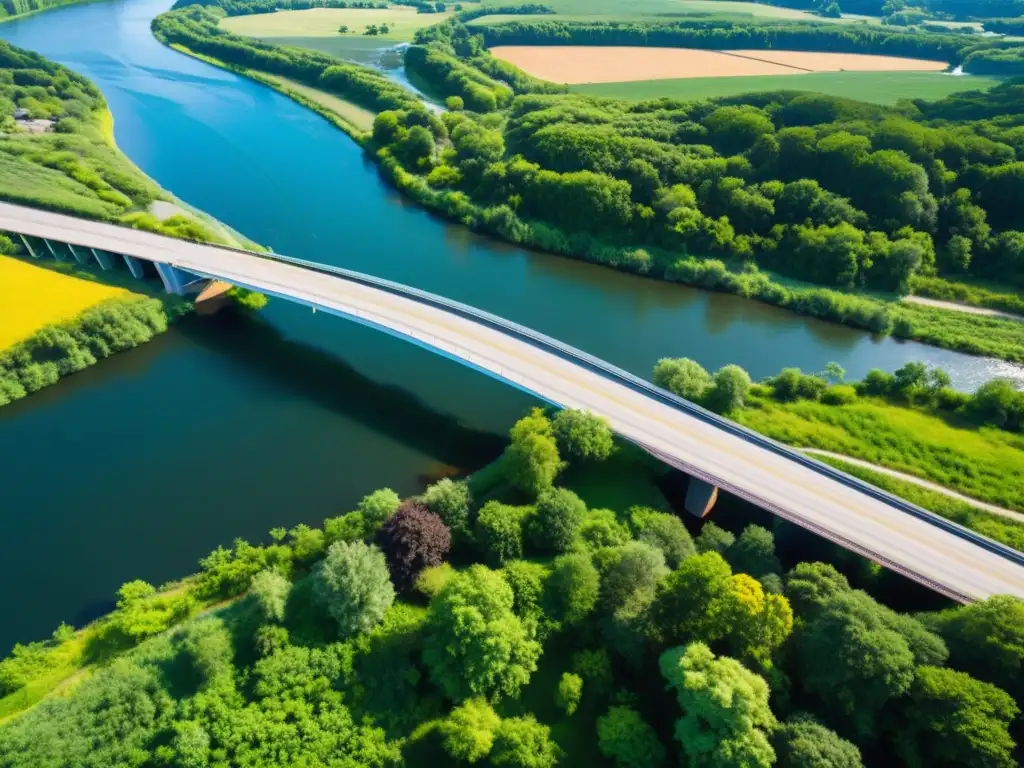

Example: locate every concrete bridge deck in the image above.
[3,200,1022,603]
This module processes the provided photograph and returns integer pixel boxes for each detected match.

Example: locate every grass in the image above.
[571,71,1001,105]
[896,301,1024,363]
[814,454,1024,552]
[735,393,1024,513]
[0,254,133,349]
[909,274,1024,317]
[259,73,377,130]
[474,0,870,23]
[221,6,452,42]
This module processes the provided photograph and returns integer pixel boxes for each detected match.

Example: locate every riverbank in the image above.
[152,6,1024,365]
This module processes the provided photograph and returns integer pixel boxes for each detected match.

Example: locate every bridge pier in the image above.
[91,248,116,271]
[122,254,147,279]
[42,239,63,261]
[68,244,91,265]
[17,234,39,259]
[154,262,193,295]
[684,478,720,518]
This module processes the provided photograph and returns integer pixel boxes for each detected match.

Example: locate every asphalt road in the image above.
[3,201,1022,602]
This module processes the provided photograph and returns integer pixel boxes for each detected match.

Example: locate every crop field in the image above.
[0,255,131,349]
[571,70,1000,104]
[221,6,451,42]
[490,45,949,84]
[473,0,873,23]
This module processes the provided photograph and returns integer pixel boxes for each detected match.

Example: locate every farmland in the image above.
[571,70,1001,104]
[0,254,131,350]
[472,0,876,23]
[221,6,452,42]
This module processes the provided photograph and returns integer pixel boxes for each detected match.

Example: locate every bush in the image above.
[556,672,583,715]
[630,507,696,569]
[421,478,472,541]
[490,715,562,768]
[312,541,395,638]
[356,488,401,533]
[526,487,585,554]
[579,508,632,550]
[249,569,290,623]
[439,698,501,763]
[653,357,712,401]
[377,499,451,592]
[544,552,600,626]
[571,648,613,698]
[501,430,562,496]
[695,522,735,555]
[551,409,614,461]
[821,384,858,405]
[475,501,530,566]
[707,364,753,413]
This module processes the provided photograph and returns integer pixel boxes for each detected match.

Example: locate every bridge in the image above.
[3,200,1023,603]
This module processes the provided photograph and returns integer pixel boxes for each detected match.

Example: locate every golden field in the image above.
[0,255,132,349]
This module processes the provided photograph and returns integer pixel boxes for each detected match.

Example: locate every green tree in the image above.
[660,642,776,768]
[651,551,734,645]
[180,617,233,685]
[312,541,395,638]
[551,409,614,461]
[630,507,696,569]
[785,562,851,620]
[357,488,401,533]
[422,565,541,702]
[421,478,472,542]
[653,357,712,401]
[896,666,1018,768]
[445,95,465,111]
[773,714,862,768]
[502,431,562,496]
[490,715,562,768]
[475,501,529,566]
[726,525,782,579]
[556,672,582,715]
[544,552,600,626]
[502,559,549,623]
[249,569,290,624]
[695,522,735,555]
[707,364,753,412]
[438,698,501,763]
[171,721,211,768]
[597,706,667,768]
[527,487,585,554]
[727,574,794,668]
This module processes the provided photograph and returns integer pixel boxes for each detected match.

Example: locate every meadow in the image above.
[570,70,1000,104]
[0,254,131,349]
[472,0,870,23]
[260,73,377,130]
[222,5,451,41]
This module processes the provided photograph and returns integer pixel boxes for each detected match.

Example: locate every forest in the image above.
[0,403,1021,767]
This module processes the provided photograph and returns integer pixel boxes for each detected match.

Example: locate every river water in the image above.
[0,0,1019,651]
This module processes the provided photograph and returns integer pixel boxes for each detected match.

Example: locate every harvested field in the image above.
[489,45,949,84]
[221,6,450,41]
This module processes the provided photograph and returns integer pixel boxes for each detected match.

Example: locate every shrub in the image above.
[439,698,501,763]
[502,430,562,496]
[312,541,395,638]
[502,560,549,623]
[249,569,290,623]
[695,521,735,555]
[579,508,632,550]
[707,364,753,412]
[421,478,472,541]
[556,672,583,715]
[630,507,696,569]
[490,715,562,768]
[544,552,600,626]
[377,500,452,591]
[773,713,862,768]
[180,618,233,686]
[596,706,667,768]
[551,409,614,461]
[726,525,782,579]
[356,488,401,533]
[653,357,712,401]
[571,648,613,698]
[475,501,530,566]
[821,384,858,405]
[526,487,585,554]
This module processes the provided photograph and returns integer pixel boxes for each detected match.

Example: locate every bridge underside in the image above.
[17,233,207,296]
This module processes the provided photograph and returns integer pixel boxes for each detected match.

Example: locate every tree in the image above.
[396,124,435,167]
[422,565,541,702]
[556,672,582,715]
[377,500,451,590]
[421,478,472,542]
[438,698,501,763]
[544,552,600,625]
[338,23,350,33]
[921,594,1024,701]
[707,364,752,412]
[596,706,667,768]
[630,507,696,569]
[773,714,862,768]
[502,431,562,496]
[727,574,794,668]
[896,666,1018,768]
[357,488,401,533]
[249,569,290,623]
[502,559,549,623]
[704,105,775,155]
[726,525,782,579]
[312,541,395,638]
[180,618,233,685]
[445,95,464,111]
[475,501,529,566]
[600,542,669,665]
[651,551,734,645]
[551,409,614,461]
[785,562,850,619]
[572,648,613,698]
[527,487,585,554]
[695,522,735,555]
[660,643,776,768]
[490,715,562,768]
[653,357,712,401]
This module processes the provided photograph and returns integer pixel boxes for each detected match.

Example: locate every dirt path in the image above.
[801,448,1024,523]
[903,295,1024,322]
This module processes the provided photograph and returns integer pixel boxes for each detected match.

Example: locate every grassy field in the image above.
[571,71,1001,104]
[473,0,873,23]
[222,6,451,42]
[260,73,377,130]
[0,254,133,349]
[735,394,1024,514]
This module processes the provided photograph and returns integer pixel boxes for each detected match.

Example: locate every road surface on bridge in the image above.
[3,201,1022,602]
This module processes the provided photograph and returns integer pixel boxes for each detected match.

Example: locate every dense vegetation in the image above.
[0,0,81,20]
[1,405,1021,767]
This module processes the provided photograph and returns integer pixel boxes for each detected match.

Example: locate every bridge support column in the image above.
[154,262,191,296]
[42,239,64,261]
[685,478,719,518]
[91,248,116,271]
[68,244,91,265]
[17,234,39,259]
[122,254,147,279]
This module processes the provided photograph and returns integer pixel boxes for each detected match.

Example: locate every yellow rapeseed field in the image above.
[0,255,132,349]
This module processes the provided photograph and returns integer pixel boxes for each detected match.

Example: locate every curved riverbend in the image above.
[1,0,1021,650]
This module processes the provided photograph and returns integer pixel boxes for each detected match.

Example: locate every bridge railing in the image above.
[21,211,1024,570]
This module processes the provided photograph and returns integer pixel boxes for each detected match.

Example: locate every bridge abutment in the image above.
[684,478,720,518]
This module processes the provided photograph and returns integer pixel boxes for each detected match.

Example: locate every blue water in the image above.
[0,0,1019,650]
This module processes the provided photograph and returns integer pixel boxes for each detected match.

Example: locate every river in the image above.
[0,0,1019,652]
